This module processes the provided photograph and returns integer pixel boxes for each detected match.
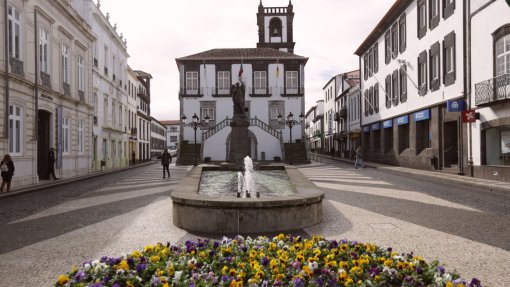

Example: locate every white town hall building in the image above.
[176,1,308,164]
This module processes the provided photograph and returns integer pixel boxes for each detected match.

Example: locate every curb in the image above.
[0,161,158,200]
[309,153,510,193]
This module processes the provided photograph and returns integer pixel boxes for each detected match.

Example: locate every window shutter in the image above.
[392,69,399,106]
[364,54,368,80]
[374,43,379,73]
[374,84,379,113]
[369,86,374,115]
[430,0,440,30]
[385,32,391,64]
[364,90,369,116]
[418,0,427,39]
[443,0,455,20]
[399,14,406,53]
[418,50,428,95]
[385,75,391,109]
[444,31,456,86]
[429,42,441,91]
[400,64,407,103]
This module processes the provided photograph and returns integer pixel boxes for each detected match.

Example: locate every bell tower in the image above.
[257,1,295,53]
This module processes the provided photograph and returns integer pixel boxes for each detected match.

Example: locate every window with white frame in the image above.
[217,71,230,94]
[201,107,215,121]
[112,102,116,127]
[270,106,283,120]
[104,98,108,125]
[8,105,23,155]
[7,5,21,60]
[186,71,198,93]
[496,34,510,76]
[445,45,454,73]
[286,71,298,93]
[119,106,123,129]
[78,56,84,91]
[40,29,49,73]
[78,121,84,154]
[431,53,439,80]
[62,45,69,83]
[254,71,267,94]
[63,117,70,154]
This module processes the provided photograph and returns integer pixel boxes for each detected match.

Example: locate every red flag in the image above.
[462,110,476,123]
[238,63,243,79]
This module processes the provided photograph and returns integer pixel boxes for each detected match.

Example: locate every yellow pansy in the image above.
[57,275,69,285]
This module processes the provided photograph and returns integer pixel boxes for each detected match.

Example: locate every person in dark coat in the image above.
[161,149,172,179]
[48,148,58,180]
[0,154,15,192]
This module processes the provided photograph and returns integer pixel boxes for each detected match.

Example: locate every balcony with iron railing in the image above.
[179,87,204,97]
[475,73,510,106]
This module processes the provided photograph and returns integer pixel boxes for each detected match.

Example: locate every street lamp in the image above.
[181,113,210,166]
[278,112,304,165]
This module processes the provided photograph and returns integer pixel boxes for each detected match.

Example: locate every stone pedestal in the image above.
[228,115,251,163]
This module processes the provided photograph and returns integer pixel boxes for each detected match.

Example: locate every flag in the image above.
[276,65,280,78]
[462,110,477,123]
[238,63,243,80]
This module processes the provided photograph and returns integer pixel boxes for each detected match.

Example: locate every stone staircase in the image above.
[176,142,202,166]
[284,142,310,165]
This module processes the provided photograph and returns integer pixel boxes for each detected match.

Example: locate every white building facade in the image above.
[71,0,130,171]
[356,0,466,171]
[1,0,95,186]
[135,70,151,162]
[162,120,180,150]
[150,117,166,158]
[177,2,307,163]
[305,100,324,152]
[470,0,510,181]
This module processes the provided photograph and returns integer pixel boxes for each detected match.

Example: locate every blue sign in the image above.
[371,123,380,130]
[383,119,393,129]
[396,115,409,125]
[447,99,465,112]
[363,126,370,132]
[414,109,430,122]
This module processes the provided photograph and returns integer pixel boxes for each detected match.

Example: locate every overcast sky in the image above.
[97,0,395,121]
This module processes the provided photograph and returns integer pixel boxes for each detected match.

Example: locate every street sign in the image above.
[363,126,370,132]
[383,119,393,128]
[396,115,409,125]
[447,99,465,112]
[462,110,477,123]
[371,123,380,130]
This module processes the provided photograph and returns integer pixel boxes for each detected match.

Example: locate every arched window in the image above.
[269,17,282,37]
[494,24,510,76]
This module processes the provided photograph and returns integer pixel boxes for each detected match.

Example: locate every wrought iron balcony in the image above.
[79,90,85,103]
[131,127,137,136]
[475,73,510,106]
[41,72,51,89]
[10,57,24,77]
[63,82,71,97]
[340,107,347,119]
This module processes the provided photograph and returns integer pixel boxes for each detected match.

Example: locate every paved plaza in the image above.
[0,161,509,286]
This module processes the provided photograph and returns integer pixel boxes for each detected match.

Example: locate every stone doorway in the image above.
[37,110,52,180]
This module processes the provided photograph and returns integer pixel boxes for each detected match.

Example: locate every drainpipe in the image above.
[466,0,474,177]
[34,9,38,140]
[458,0,469,176]
[4,0,9,140]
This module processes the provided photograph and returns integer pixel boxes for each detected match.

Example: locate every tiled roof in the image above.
[176,48,308,62]
[160,120,180,125]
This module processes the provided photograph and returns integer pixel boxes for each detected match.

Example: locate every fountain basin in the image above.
[171,165,324,234]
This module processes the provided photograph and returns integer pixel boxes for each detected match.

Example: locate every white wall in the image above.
[361,0,465,125]
[470,0,510,165]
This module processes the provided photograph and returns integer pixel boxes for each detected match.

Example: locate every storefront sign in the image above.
[396,115,409,125]
[363,126,370,132]
[383,119,393,128]
[447,99,465,112]
[462,110,477,123]
[414,109,430,122]
[371,123,380,130]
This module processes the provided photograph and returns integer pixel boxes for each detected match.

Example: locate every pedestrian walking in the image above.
[48,148,58,180]
[0,154,15,192]
[350,148,356,160]
[330,147,335,158]
[161,149,172,179]
[131,150,136,166]
[354,145,364,169]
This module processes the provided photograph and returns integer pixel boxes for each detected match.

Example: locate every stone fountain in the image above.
[170,81,324,234]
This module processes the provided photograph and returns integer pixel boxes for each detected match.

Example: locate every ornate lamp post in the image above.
[278,112,304,165]
[181,113,209,166]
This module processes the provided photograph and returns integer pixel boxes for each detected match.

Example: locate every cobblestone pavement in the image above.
[0,161,509,286]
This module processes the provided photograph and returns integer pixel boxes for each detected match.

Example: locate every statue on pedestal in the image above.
[232,82,246,116]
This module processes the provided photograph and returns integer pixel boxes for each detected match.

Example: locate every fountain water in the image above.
[242,156,255,198]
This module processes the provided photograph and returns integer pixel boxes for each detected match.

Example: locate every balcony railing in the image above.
[131,128,137,136]
[179,87,204,96]
[475,73,510,106]
[340,107,347,119]
[41,72,51,89]
[10,57,24,77]
[63,82,71,97]
[79,90,85,103]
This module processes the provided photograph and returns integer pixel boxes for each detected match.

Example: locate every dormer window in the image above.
[269,17,282,37]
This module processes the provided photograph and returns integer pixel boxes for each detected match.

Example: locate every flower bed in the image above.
[55,235,481,287]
